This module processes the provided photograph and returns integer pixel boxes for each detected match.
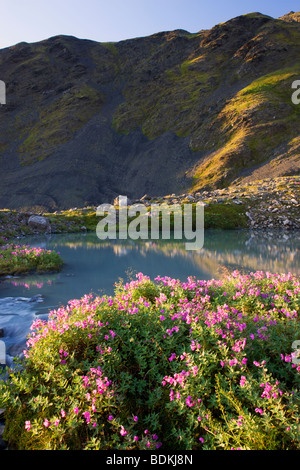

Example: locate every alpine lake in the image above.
[0,229,299,365]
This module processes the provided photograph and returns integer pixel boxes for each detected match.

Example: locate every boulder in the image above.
[113,196,132,207]
[27,215,51,233]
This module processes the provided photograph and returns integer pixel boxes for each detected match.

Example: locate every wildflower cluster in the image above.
[0,243,63,275]
[0,270,299,450]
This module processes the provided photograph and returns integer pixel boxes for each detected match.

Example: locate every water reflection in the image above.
[32,229,300,273]
[1,229,299,306]
[5,229,300,281]
[0,229,298,359]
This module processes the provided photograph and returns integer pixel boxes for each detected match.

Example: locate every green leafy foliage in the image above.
[0,270,299,449]
[0,243,63,276]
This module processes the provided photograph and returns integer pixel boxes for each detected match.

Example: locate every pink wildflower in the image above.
[169,353,176,361]
[240,376,246,387]
[25,421,31,431]
[83,411,90,424]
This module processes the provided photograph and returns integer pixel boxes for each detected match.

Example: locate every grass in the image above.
[240,68,299,96]
[1,175,299,244]
[104,202,248,233]
[46,209,99,232]
[204,203,248,229]
[18,85,104,165]
[190,64,300,190]
[44,202,248,235]
[0,198,257,247]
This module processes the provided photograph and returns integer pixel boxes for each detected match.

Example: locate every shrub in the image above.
[0,243,63,276]
[0,270,299,450]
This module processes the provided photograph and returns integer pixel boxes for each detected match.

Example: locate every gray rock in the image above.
[28,215,51,233]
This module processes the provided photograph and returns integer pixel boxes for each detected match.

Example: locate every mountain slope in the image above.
[0,11,300,210]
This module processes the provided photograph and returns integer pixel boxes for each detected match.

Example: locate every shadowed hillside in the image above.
[0,11,300,210]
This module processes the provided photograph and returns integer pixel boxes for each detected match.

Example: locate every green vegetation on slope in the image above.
[19,86,104,165]
[1,12,300,209]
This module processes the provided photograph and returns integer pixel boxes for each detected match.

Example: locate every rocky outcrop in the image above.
[0,211,53,237]
[279,11,300,22]
[122,176,300,230]
[0,176,299,237]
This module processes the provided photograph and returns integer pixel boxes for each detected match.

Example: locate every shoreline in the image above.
[0,176,299,240]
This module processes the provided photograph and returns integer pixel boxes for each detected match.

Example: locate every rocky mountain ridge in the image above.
[0,11,300,210]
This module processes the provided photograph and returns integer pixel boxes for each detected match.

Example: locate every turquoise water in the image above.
[0,229,299,362]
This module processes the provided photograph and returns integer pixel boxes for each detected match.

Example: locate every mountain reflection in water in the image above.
[0,229,298,360]
[2,229,299,296]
